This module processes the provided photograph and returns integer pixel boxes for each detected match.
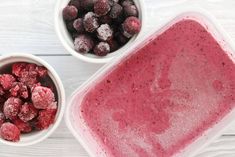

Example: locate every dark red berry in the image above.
[69,0,81,9]
[63,5,78,21]
[108,0,119,6]
[10,82,28,99]
[99,15,112,24]
[94,0,111,17]
[109,3,123,19]
[81,0,95,11]
[12,63,27,77]
[83,12,99,32]
[3,97,22,120]
[94,42,110,56]
[108,39,119,52]
[0,122,20,142]
[36,66,48,78]
[97,24,113,41]
[74,34,94,53]
[73,18,84,33]
[122,16,141,37]
[121,0,134,7]
[36,109,57,130]
[13,119,32,133]
[18,103,38,122]
[124,5,138,17]
[0,74,16,90]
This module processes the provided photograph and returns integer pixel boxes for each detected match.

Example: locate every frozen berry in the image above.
[12,63,27,77]
[97,24,113,41]
[36,66,48,78]
[3,97,22,120]
[13,119,32,133]
[99,15,112,24]
[83,12,99,32]
[0,122,20,142]
[109,3,123,19]
[0,112,5,127]
[73,18,84,33]
[108,0,119,6]
[31,86,55,109]
[115,32,129,45]
[124,5,138,17]
[121,0,134,7]
[69,0,81,9]
[122,16,141,37]
[108,39,119,52]
[18,103,38,122]
[0,74,16,90]
[63,5,78,21]
[81,0,95,11]
[94,42,110,56]
[94,0,111,17]
[36,109,57,130]
[10,82,28,99]
[74,34,94,53]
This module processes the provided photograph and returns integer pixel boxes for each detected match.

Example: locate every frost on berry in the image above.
[94,42,110,56]
[36,66,48,78]
[74,34,94,53]
[124,4,138,17]
[94,0,111,17]
[97,24,113,41]
[0,74,16,90]
[12,62,27,77]
[18,103,38,122]
[122,16,141,37]
[63,5,78,21]
[109,3,123,19]
[10,82,29,99]
[31,86,55,109]
[73,18,85,33]
[3,97,22,120]
[13,119,32,133]
[83,12,99,32]
[36,109,57,130]
[0,122,20,142]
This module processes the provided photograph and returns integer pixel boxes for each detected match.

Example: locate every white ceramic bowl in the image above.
[0,53,66,146]
[55,0,146,64]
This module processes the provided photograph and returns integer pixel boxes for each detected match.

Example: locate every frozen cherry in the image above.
[74,34,94,53]
[109,3,123,19]
[94,42,110,56]
[94,0,111,17]
[121,0,134,7]
[0,74,16,90]
[97,24,113,41]
[81,0,95,11]
[0,122,20,142]
[36,109,57,130]
[73,18,84,33]
[63,5,78,21]
[122,16,141,37]
[13,119,32,133]
[99,15,112,24]
[3,97,22,120]
[124,5,138,17]
[0,112,5,127]
[10,82,28,99]
[18,103,38,122]
[83,12,99,32]
[31,86,55,109]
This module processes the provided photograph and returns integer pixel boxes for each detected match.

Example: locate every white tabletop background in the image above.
[0,0,235,156]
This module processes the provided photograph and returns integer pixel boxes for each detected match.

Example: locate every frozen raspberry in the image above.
[108,39,119,52]
[121,0,134,7]
[63,5,78,21]
[12,63,27,77]
[36,109,57,130]
[108,0,119,6]
[13,119,32,133]
[0,74,16,90]
[36,66,48,78]
[97,24,113,41]
[69,0,81,9]
[94,42,110,56]
[0,112,5,127]
[74,34,94,53]
[73,18,84,33]
[94,0,111,17]
[0,122,20,142]
[124,5,138,17]
[123,16,141,37]
[31,86,55,109]
[109,3,123,19]
[3,97,22,120]
[115,32,129,45]
[81,0,95,11]
[10,82,28,99]
[83,12,99,32]
[18,103,38,122]
[99,15,112,24]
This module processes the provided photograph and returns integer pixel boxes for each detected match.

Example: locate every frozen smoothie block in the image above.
[66,12,235,157]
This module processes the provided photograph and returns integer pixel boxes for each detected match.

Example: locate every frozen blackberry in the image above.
[83,12,99,32]
[109,3,123,19]
[97,24,113,41]
[122,16,141,37]
[94,42,110,56]
[124,4,138,17]
[74,34,94,53]
[73,18,84,33]
[63,5,78,21]
[94,0,111,17]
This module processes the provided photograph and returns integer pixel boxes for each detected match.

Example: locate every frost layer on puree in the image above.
[80,19,235,157]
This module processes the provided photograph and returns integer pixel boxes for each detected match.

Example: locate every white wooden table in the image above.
[0,0,235,156]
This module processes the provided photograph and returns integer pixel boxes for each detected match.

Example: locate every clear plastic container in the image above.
[66,7,235,157]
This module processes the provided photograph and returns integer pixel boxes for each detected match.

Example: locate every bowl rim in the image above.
[54,0,147,64]
[0,53,66,146]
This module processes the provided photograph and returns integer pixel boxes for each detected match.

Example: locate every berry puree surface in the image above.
[80,19,235,157]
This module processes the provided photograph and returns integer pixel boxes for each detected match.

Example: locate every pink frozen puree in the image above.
[80,19,235,157]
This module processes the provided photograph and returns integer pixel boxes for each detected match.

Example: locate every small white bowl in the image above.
[0,53,66,146]
[55,0,146,64]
